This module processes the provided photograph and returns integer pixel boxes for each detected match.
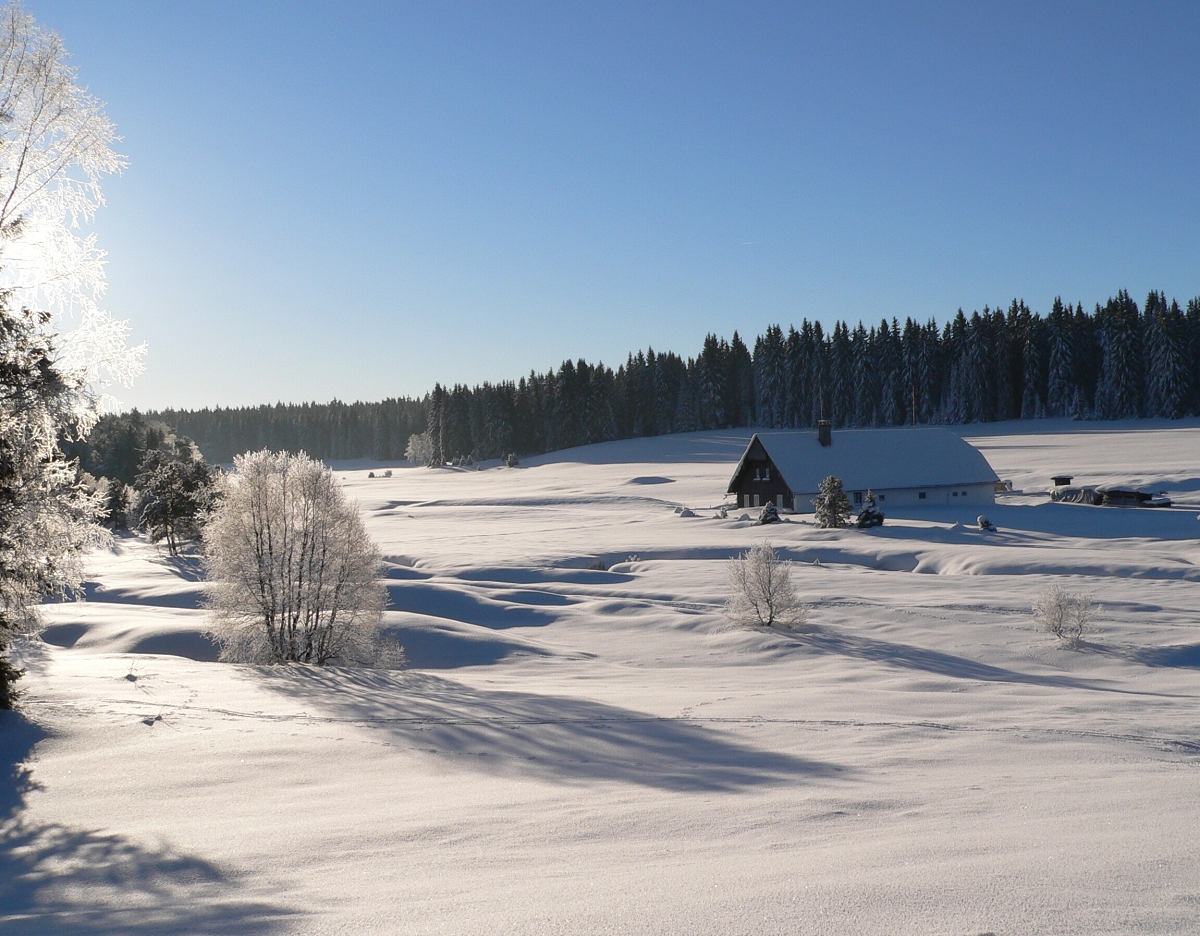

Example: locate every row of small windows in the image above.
[741,493,783,508]
[752,466,770,481]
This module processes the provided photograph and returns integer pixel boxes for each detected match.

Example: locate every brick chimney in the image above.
[817,419,831,447]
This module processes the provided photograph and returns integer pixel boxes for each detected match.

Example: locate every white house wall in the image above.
[789,483,996,513]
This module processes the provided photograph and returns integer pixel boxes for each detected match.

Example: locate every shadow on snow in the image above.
[0,711,295,935]
[385,582,557,628]
[383,624,549,669]
[797,626,1188,696]
[255,667,846,793]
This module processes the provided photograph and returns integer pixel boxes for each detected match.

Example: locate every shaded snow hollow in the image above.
[6,419,1200,934]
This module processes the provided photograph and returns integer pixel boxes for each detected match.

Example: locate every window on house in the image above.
[854,492,863,504]
[764,466,770,481]
[878,494,885,501]
[919,492,926,499]
[754,468,760,481]
[961,491,967,496]
[952,491,958,497]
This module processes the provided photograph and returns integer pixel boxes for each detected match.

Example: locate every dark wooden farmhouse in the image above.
[727,422,1000,513]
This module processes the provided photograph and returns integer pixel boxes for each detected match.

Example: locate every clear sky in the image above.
[28,1,1200,411]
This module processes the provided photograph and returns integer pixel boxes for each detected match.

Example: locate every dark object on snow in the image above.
[1051,485,1101,505]
[506,453,519,468]
[977,515,997,531]
[759,503,780,524]
[1053,485,1172,508]
[855,492,884,528]
[368,471,375,478]
[1052,475,1073,487]
[1096,486,1172,508]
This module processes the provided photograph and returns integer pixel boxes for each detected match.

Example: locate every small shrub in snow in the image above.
[725,541,807,629]
[759,502,780,524]
[812,475,852,528]
[383,469,392,478]
[1033,584,1097,647]
[977,515,996,531]
[855,491,884,528]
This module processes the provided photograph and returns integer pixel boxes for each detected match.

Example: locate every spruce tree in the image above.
[1095,291,1143,419]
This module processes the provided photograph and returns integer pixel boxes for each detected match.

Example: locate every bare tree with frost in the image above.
[0,2,142,398]
[1033,584,1097,647]
[203,450,402,667]
[725,541,807,629]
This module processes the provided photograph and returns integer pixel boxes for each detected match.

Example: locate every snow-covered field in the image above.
[5,419,1200,934]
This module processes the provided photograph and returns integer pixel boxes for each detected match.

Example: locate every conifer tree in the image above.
[1095,291,1143,419]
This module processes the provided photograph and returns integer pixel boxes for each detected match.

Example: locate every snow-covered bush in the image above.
[725,541,807,629]
[855,490,884,528]
[203,450,402,667]
[812,475,851,528]
[405,431,434,466]
[1033,584,1097,647]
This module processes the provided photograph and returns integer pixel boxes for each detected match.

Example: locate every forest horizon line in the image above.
[148,288,1200,465]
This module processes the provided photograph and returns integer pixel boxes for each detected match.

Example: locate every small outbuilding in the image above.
[727,423,1000,513]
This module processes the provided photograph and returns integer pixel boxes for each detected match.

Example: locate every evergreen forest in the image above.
[149,290,1200,464]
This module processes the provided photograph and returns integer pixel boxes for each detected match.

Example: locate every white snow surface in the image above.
[6,418,1200,934]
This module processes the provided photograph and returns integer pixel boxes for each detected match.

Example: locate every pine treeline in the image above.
[151,291,1200,465]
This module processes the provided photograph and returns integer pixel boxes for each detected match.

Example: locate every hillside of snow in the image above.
[4,419,1200,934]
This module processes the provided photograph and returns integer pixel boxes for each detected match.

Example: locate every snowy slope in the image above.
[4,420,1200,934]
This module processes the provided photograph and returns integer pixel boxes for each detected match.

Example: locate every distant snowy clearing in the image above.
[5,419,1200,934]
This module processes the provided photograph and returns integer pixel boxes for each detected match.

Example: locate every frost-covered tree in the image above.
[404,430,433,466]
[812,474,852,528]
[1034,584,1097,647]
[0,2,142,396]
[725,541,806,628]
[203,450,400,667]
[0,301,106,705]
[134,436,216,555]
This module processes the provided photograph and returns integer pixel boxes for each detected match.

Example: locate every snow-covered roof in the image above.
[728,427,999,494]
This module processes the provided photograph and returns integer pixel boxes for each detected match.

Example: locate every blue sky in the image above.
[30,1,1200,410]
